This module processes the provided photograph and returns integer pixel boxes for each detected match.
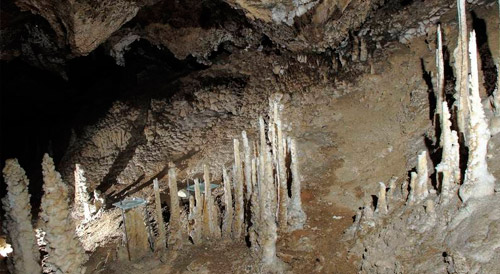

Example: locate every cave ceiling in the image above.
[1,0,465,78]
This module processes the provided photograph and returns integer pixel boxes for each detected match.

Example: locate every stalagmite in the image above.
[261,150,280,269]
[459,31,496,202]
[233,139,244,239]
[407,171,418,205]
[242,131,253,201]
[436,102,461,203]
[416,151,429,200]
[222,167,233,239]
[40,154,87,274]
[276,119,288,232]
[74,164,92,223]
[435,24,445,119]
[153,179,167,251]
[2,159,42,274]
[168,164,183,249]
[249,158,261,251]
[386,176,398,200]
[494,65,500,116]
[192,179,203,244]
[376,182,388,214]
[202,164,220,239]
[454,0,470,142]
[124,206,150,260]
[287,138,306,231]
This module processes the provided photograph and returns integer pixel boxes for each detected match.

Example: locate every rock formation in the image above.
[152,178,166,252]
[232,139,244,239]
[73,164,92,223]
[40,154,87,274]
[287,138,306,231]
[167,164,183,249]
[2,159,41,274]
[222,167,233,239]
[459,31,496,202]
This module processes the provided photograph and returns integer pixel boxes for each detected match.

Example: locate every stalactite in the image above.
[40,154,87,274]
[454,0,470,142]
[242,131,253,202]
[222,167,233,239]
[233,139,244,239]
[459,31,496,202]
[74,164,92,223]
[192,178,203,244]
[287,138,306,231]
[494,65,500,116]
[167,164,182,249]
[416,151,429,201]
[376,182,388,214]
[153,178,167,252]
[436,102,461,204]
[2,159,42,274]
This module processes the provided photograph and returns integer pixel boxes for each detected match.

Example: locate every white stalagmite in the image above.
[494,65,500,116]
[233,139,244,239]
[192,179,203,244]
[435,24,445,118]
[416,151,429,200]
[167,165,182,249]
[376,182,388,214]
[287,138,306,231]
[407,171,418,205]
[242,131,253,201]
[454,0,470,142]
[276,118,288,232]
[74,164,92,223]
[436,102,461,203]
[153,179,166,251]
[202,164,218,239]
[386,176,398,201]
[261,150,280,268]
[40,154,87,274]
[459,31,496,202]
[222,167,233,239]
[260,116,277,216]
[249,157,260,251]
[2,159,42,274]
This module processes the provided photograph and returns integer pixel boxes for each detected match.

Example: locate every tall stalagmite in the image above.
[276,117,288,232]
[153,178,167,251]
[459,31,496,202]
[40,154,87,274]
[222,167,233,239]
[435,24,445,119]
[2,159,42,274]
[192,178,203,244]
[436,102,461,203]
[74,164,92,223]
[233,139,244,239]
[167,165,183,249]
[242,131,253,201]
[261,150,280,268]
[287,138,306,231]
[454,0,470,142]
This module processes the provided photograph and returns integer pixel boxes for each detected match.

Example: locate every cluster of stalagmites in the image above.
[139,99,307,271]
[348,0,498,239]
[2,154,88,274]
